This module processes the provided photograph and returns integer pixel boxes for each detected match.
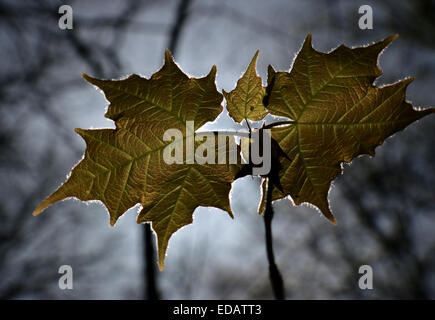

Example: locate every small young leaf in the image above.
[223,51,267,122]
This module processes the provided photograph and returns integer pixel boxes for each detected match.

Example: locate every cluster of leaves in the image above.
[34,35,434,269]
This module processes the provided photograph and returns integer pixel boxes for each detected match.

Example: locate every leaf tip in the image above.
[158,245,166,271]
[158,261,165,271]
[246,51,260,77]
[74,128,86,137]
[250,50,260,65]
[164,49,173,63]
[379,34,399,50]
[32,202,47,216]
[319,203,337,225]
[82,73,96,84]
[329,216,337,225]
[403,76,415,85]
[109,218,116,227]
[390,33,399,41]
[207,64,217,79]
[304,33,313,48]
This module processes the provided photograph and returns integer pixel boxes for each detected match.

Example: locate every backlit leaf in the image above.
[265,35,434,223]
[223,51,267,122]
[33,50,240,269]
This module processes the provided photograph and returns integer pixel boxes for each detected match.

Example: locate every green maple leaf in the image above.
[223,51,268,122]
[33,50,240,269]
[260,34,434,223]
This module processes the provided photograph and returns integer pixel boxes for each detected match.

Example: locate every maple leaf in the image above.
[33,50,240,269]
[263,34,434,223]
[223,51,267,122]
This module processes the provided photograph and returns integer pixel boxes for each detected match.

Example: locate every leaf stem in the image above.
[245,118,252,131]
[263,178,285,299]
[198,119,295,137]
[263,120,296,129]
[198,130,250,137]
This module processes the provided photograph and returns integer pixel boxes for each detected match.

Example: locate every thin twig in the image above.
[144,223,160,300]
[263,178,285,299]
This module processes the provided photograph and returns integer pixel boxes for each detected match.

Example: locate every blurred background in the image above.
[0,0,434,299]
